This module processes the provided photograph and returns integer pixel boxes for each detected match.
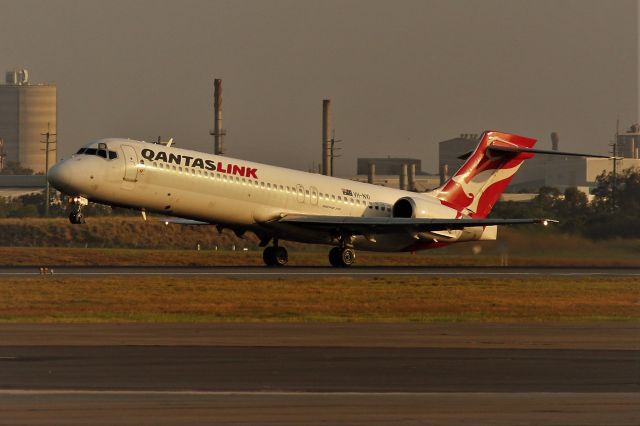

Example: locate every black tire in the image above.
[341,248,355,267]
[273,247,288,266]
[69,212,84,224]
[329,247,342,267]
[263,246,276,266]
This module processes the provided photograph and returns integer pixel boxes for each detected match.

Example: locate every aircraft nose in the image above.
[47,160,74,193]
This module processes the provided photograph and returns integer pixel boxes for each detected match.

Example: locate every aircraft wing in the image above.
[279,215,557,235]
[159,217,211,225]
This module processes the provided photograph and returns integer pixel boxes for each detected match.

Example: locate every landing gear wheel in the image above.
[263,246,288,267]
[329,247,341,267]
[329,247,355,267]
[263,247,276,266]
[273,247,288,266]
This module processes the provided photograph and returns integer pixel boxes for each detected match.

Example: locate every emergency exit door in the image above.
[121,145,139,182]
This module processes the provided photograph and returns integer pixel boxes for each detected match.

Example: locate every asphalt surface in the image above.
[2,265,640,277]
[1,346,637,393]
[0,324,638,425]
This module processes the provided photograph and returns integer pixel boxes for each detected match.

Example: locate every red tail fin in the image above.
[433,131,536,218]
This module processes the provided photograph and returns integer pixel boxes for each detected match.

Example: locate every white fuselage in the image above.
[48,138,491,252]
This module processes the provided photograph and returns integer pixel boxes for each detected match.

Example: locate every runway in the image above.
[0,324,638,425]
[1,345,637,392]
[2,265,640,277]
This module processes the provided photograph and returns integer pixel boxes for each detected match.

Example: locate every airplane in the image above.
[47,130,608,267]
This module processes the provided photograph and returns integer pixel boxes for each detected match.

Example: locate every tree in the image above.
[0,161,34,175]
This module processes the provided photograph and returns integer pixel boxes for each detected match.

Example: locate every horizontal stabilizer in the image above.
[458,146,611,160]
[487,145,611,159]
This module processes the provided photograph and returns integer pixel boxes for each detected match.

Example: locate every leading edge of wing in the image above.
[280,215,558,232]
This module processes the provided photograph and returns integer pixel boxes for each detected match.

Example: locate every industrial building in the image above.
[438,134,479,184]
[509,126,640,193]
[352,157,439,191]
[0,69,57,174]
[437,128,640,194]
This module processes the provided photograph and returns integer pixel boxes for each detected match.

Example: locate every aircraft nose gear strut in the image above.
[329,235,356,267]
[68,196,88,224]
[263,239,288,267]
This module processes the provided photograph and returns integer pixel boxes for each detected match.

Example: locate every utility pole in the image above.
[40,122,57,217]
[330,129,342,177]
[610,120,619,212]
[0,138,6,171]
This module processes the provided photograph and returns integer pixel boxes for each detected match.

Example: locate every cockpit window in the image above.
[76,147,119,160]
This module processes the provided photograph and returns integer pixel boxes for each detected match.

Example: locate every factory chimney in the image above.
[550,132,559,151]
[322,99,332,176]
[408,163,416,191]
[211,79,225,155]
[440,163,449,185]
[399,163,408,190]
[367,162,375,184]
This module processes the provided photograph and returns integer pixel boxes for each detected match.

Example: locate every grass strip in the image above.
[0,276,637,323]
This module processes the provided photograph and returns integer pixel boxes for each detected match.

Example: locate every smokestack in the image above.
[399,163,408,190]
[408,163,416,191]
[211,79,225,155]
[367,162,375,184]
[322,99,332,176]
[550,132,559,151]
[440,163,449,185]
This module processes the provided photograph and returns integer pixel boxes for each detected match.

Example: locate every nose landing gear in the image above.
[263,240,288,266]
[68,196,88,224]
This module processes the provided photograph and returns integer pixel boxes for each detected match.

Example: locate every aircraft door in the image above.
[121,145,139,182]
[310,186,318,206]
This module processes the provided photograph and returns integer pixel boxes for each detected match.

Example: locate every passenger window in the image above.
[279,185,283,191]
[332,195,335,201]
[153,162,158,168]
[172,165,176,171]
[375,205,379,210]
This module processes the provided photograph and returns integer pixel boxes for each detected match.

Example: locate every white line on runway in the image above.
[1,271,639,277]
[0,389,634,397]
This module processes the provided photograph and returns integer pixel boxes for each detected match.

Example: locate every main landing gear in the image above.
[263,240,288,267]
[329,235,356,267]
[68,196,88,225]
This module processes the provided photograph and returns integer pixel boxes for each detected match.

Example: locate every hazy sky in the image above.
[0,0,637,174]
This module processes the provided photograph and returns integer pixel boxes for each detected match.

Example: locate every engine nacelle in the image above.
[392,196,458,219]
[391,196,496,243]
